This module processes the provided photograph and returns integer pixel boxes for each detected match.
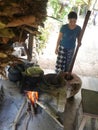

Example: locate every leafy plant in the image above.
[35,21,50,54]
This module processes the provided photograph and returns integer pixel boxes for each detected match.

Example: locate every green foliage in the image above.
[49,0,61,18]
[35,0,87,54]
[49,0,70,20]
[35,0,71,54]
[35,21,50,54]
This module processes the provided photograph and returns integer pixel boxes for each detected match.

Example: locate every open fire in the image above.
[26,91,39,105]
[26,90,64,127]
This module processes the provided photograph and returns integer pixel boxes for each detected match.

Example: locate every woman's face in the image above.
[68,18,77,28]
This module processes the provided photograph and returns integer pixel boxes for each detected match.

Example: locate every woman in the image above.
[55,11,81,73]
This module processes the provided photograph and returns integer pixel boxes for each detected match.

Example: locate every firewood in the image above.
[12,98,27,130]
[0,7,22,17]
[23,27,41,35]
[0,85,4,106]
[36,100,64,128]
[6,15,36,28]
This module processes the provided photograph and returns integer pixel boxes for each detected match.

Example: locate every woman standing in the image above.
[55,11,81,73]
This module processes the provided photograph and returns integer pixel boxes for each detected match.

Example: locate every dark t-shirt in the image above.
[60,24,81,49]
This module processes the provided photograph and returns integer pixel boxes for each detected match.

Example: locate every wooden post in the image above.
[28,33,34,61]
[78,115,89,130]
[23,42,31,61]
[23,34,34,61]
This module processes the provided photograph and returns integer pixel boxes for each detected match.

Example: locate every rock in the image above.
[62,72,82,98]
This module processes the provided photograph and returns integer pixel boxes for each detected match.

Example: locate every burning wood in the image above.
[26,91,38,105]
[11,87,66,130]
[26,91,39,115]
[12,96,37,130]
[26,91,64,128]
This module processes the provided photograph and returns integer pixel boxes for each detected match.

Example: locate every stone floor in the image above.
[0,74,98,130]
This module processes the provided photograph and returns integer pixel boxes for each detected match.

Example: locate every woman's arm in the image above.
[55,32,63,54]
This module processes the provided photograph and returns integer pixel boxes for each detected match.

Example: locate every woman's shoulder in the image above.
[60,24,68,32]
[62,24,68,27]
[76,25,81,30]
[61,24,68,29]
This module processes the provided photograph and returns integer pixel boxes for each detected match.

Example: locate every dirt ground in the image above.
[38,25,98,78]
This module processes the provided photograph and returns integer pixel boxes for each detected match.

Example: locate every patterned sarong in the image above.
[55,45,74,73]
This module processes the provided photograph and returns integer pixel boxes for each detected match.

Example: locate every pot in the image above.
[42,73,66,88]
[8,66,22,82]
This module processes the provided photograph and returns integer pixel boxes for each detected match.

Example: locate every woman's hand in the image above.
[55,32,62,54]
[55,47,59,54]
[78,42,82,47]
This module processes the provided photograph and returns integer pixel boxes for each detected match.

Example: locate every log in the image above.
[12,98,27,130]
[23,27,41,35]
[6,15,36,28]
[36,100,64,128]
[0,7,22,17]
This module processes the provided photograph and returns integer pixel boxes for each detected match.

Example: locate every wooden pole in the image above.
[12,99,27,130]
[36,100,64,128]
[68,10,91,75]
[28,34,33,61]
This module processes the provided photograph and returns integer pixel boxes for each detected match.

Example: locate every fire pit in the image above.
[21,72,82,113]
[12,90,64,129]
[19,72,67,127]
[26,91,64,127]
[16,72,82,128]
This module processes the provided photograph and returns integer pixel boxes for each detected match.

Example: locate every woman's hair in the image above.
[68,11,77,19]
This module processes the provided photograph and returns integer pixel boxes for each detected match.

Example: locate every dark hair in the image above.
[68,11,77,19]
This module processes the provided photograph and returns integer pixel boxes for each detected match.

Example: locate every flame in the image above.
[26,91,38,104]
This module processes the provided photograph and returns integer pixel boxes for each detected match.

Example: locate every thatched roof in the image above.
[0,0,48,44]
